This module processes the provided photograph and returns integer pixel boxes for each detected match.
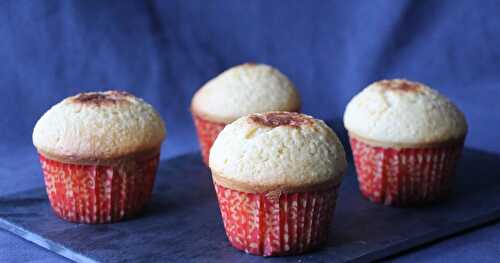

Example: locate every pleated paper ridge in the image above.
[214,183,338,256]
[350,137,463,206]
[192,114,226,166]
[40,155,159,223]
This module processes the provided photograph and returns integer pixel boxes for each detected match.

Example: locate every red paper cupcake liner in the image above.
[39,154,159,223]
[192,114,226,165]
[214,183,338,256]
[350,137,463,206]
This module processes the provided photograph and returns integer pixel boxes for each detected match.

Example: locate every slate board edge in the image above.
[0,217,97,263]
[353,210,500,263]
[3,189,500,263]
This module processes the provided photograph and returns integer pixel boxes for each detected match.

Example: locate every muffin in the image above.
[209,112,346,256]
[191,63,301,165]
[33,91,166,223]
[344,79,467,206]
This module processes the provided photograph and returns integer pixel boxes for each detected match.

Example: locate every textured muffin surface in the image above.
[33,91,166,161]
[191,63,301,123]
[344,79,467,145]
[209,112,346,191]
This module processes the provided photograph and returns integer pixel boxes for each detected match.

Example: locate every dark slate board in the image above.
[1,148,500,263]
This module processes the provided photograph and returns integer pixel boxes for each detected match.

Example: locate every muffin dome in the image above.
[344,79,467,146]
[191,63,301,123]
[33,91,166,162]
[209,112,346,192]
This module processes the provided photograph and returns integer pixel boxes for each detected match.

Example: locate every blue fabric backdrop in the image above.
[0,1,499,262]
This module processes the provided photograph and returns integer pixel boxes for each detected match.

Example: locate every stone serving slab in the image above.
[1,148,500,263]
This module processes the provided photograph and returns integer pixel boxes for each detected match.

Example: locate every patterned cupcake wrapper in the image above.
[192,114,226,166]
[40,154,159,224]
[350,137,463,206]
[214,183,338,256]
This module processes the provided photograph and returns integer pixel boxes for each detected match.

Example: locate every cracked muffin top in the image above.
[33,91,166,163]
[344,79,467,147]
[209,112,346,192]
[191,63,301,123]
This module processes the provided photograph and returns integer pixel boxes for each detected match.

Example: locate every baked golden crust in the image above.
[377,79,423,92]
[348,132,465,149]
[70,91,133,105]
[248,111,313,128]
[211,172,341,194]
[37,146,161,166]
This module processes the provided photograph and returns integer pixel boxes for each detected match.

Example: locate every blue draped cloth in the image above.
[0,1,499,262]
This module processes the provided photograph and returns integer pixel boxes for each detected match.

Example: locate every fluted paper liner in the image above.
[350,136,463,206]
[192,114,226,166]
[40,154,159,223]
[214,183,338,256]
